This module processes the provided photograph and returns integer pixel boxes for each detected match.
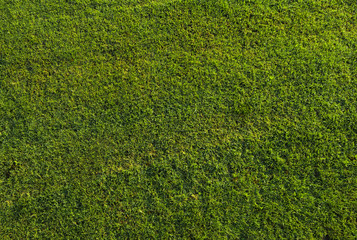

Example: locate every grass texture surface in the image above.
[1,0,357,239]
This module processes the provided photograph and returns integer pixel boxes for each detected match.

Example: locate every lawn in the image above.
[0,0,356,239]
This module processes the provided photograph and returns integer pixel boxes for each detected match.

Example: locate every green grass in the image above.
[1,0,356,239]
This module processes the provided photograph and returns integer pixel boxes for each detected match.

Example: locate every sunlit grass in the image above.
[0,0,356,239]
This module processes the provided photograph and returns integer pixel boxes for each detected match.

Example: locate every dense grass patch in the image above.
[1,0,356,238]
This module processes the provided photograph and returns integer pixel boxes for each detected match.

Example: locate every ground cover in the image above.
[0,0,356,238]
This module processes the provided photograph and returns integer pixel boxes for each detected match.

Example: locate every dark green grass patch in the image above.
[1,0,356,239]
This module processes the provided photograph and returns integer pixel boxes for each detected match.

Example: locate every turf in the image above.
[0,0,356,239]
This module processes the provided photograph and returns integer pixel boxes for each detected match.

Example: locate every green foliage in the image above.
[1,0,356,238]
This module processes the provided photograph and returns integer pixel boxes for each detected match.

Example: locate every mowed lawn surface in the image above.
[1,0,356,239]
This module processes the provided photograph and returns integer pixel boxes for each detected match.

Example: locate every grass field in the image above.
[1,0,357,239]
